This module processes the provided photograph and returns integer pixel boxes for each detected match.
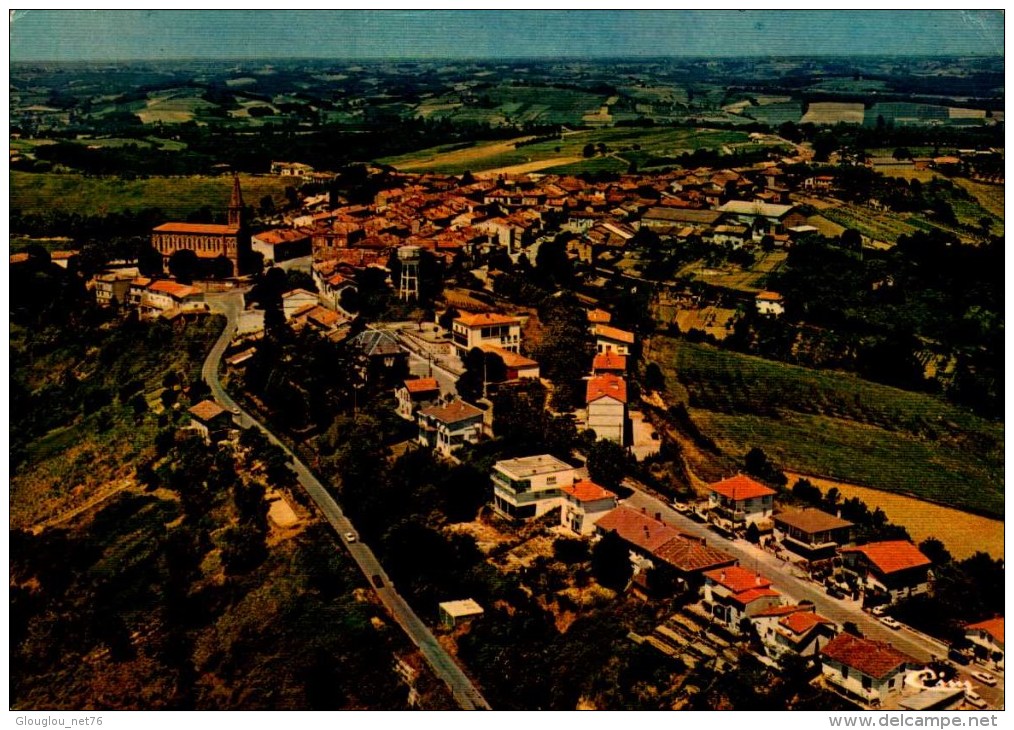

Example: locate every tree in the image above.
[437,306,459,332]
[591,531,632,591]
[919,537,952,566]
[168,249,199,284]
[582,143,595,158]
[220,523,267,575]
[745,522,761,544]
[586,439,627,489]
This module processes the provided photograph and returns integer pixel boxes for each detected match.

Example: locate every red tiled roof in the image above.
[586,374,627,404]
[966,617,1004,645]
[404,378,440,394]
[653,536,736,574]
[594,324,635,344]
[418,399,484,424]
[479,345,538,370]
[780,611,834,636]
[148,280,200,299]
[756,291,784,301]
[153,222,238,235]
[562,479,616,503]
[10,253,29,264]
[841,541,931,575]
[455,311,521,328]
[703,565,773,594]
[593,353,627,372]
[820,633,915,680]
[189,400,226,422]
[754,604,811,618]
[596,505,683,554]
[709,474,777,501]
[254,228,312,245]
[733,587,781,606]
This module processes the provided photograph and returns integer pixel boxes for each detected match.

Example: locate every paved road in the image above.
[623,485,1004,708]
[203,293,490,710]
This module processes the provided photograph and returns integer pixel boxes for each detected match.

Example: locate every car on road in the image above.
[344,531,357,543]
[965,690,988,709]
[948,649,972,665]
[230,406,241,415]
[371,574,384,588]
[880,616,902,630]
[871,605,888,616]
[971,671,997,687]
[672,501,690,513]
[825,585,846,599]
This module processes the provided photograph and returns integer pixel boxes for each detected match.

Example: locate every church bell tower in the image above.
[228,174,244,229]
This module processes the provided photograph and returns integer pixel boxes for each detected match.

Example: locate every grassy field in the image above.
[649,335,1004,518]
[676,250,788,293]
[380,126,756,175]
[11,171,291,217]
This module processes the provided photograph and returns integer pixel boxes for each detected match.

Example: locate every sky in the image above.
[9,10,1005,62]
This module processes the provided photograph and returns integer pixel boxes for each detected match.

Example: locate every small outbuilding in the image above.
[438,599,484,629]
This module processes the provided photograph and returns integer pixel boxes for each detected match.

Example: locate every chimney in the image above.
[756,575,762,586]
[641,507,646,515]
[720,571,726,583]
[655,512,662,522]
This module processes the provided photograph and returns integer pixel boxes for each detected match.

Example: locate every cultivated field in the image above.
[801,102,865,125]
[676,250,787,293]
[11,171,291,217]
[650,336,1004,518]
[381,126,760,175]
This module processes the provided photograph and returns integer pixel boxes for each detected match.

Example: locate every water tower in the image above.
[397,245,421,301]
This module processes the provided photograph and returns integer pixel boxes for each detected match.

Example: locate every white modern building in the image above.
[491,454,576,519]
[417,399,484,457]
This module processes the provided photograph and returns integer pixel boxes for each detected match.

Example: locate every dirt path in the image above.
[29,479,131,534]
[784,471,1003,560]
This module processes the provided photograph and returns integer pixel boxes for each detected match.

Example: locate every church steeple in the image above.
[228,174,244,228]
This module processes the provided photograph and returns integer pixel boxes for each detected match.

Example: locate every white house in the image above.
[281,288,320,320]
[593,324,635,356]
[395,378,441,421]
[452,312,523,357]
[92,271,135,308]
[708,474,777,528]
[491,454,575,519]
[586,374,627,445]
[702,565,782,634]
[965,618,1004,669]
[139,280,204,319]
[752,604,838,660]
[820,633,916,706]
[560,479,617,536]
[840,540,932,604]
[755,291,786,317]
[417,399,484,457]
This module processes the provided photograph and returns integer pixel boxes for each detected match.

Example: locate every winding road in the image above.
[202,291,490,710]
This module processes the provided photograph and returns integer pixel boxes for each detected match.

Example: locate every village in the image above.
[41,132,1001,713]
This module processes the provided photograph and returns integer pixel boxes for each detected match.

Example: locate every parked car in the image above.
[965,691,988,709]
[344,531,357,543]
[871,605,888,616]
[948,649,972,666]
[826,585,846,599]
[880,617,902,630]
[672,501,690,513]
[971,671,997,687]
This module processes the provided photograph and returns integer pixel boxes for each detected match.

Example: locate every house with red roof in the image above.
[593,324,635,356]
[840,540,932,604]
[479,345,540,381]
[395,378,441,421]
[755,290,785,317]
[251,227,313,264]
[595,505,736,581]
[703,565,782,633]
[708,474,777,528]
[560,479,618,536]
[451,311,523,358]
[820,633,917,706]
[965,617,1004,668]
[586,374,627,445]
[139,279,204,319]
[188,400,231,443]
[752,604,838,659]
[416,399,485,457]
[592,352,627,375]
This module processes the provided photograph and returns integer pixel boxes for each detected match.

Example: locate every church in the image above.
[151,175,251,276]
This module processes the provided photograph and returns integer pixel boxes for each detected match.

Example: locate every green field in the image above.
[380,126,757,175]
[11,171,291,218]
[651,336,1004,517]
